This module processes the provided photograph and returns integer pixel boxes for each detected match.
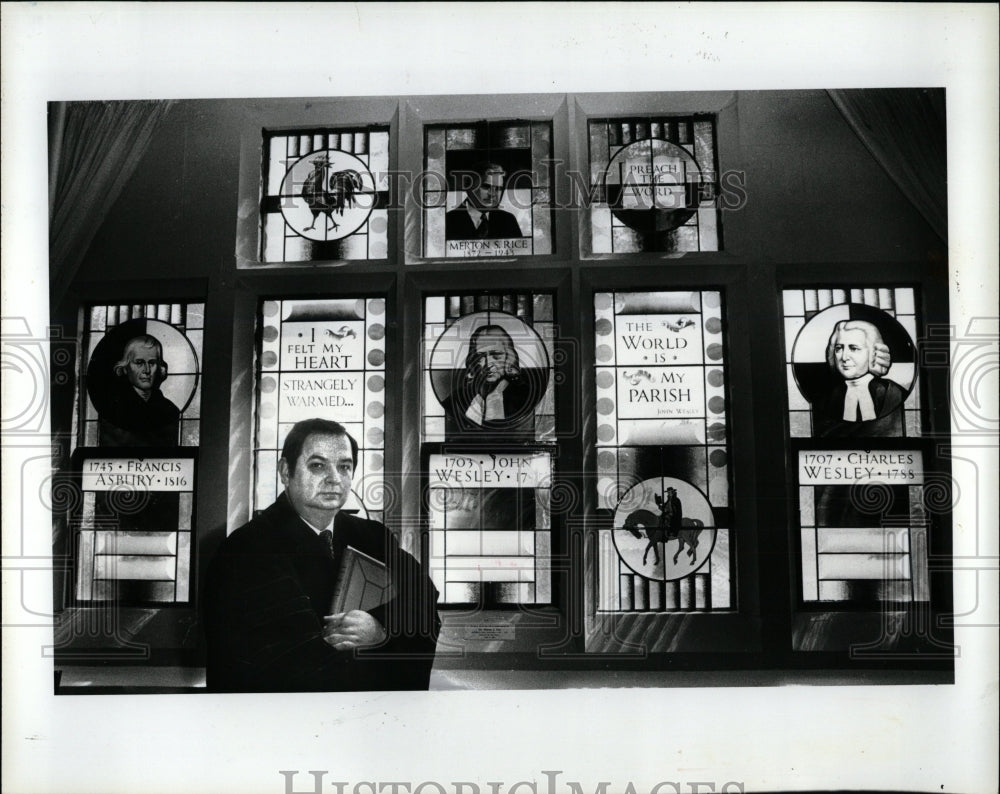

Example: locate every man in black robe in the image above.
[814,319,906,438]
[203,419,440,692]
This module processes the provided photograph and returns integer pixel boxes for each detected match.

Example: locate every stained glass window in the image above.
[80,302,204,449]
[782,286,929,605]
[261,127,390,263]
[422,293,555,444]
[422,291,557,606]
[255,297,387,523]
[798,450,929,603]
[593,290,732,611]
[74,452,195,604]
[72,303,204,607]
[781,288,921,438]
[422,121,554,258]
[588,116,720,254]
[427,451,553,606]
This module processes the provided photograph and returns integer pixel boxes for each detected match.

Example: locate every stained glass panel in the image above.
[428,451,552,606]
[781,287,921,438]
[594,290,732,612]
[255,297,387,523]
[422,292,555,443]
[80,302,203,449]
[260,127,390,263]
[588,116,720,253]
[797,450,929,603]
[74,454,195,604]
[422,121,554,258]
[422,290,557,606]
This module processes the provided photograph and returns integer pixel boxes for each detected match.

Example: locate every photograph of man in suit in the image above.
[814,319,906,438]
[441,324,535,430]
[99,333,180,446]
[445,161,524,240]
[203,418,439,692]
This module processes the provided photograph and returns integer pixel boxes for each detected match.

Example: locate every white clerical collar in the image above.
[465,378,509,425]
[842,373,877,422]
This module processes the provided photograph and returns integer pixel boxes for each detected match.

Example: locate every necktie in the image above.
[477,212,490,238]
[318,529,335,560]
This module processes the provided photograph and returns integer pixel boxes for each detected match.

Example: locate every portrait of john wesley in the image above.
[441,324,535,431]
[429,313,550,439]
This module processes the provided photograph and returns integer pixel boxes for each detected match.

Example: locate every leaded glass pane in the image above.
[797,451,929,603]
[74,454,195,604]
[260,126,390,263]
[422,291,554,443]
[781,287,921,438]
[588,116,720,253]
[254,297,387,522]
[80,303,203,449]
[422,121,554,258]
[421,290,557,606]
[428,452,552,606]
[594,290,732,612]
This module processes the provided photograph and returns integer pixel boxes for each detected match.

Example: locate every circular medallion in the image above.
[791,303,916,436]
[86,319,199,445]
[279,149,376,242]
[605,139,702,234]
[428,310,549,431]
[612,476,716,581]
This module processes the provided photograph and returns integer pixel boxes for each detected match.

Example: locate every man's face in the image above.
[469,169,505,209]
[472,331,513,383]
[833,328,871,380]
[125,342,162,394]
[280,433,354,525]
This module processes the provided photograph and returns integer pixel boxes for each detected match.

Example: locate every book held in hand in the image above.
[329,545,395,614]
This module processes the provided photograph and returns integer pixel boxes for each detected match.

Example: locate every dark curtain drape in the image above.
[49,100,175,306]
[828,88,948,243]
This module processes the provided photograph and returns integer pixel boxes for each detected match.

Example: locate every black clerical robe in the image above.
[814,377,907,438]
[203,494,440,692]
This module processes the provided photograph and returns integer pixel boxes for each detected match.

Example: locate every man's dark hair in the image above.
[280,418,359,470]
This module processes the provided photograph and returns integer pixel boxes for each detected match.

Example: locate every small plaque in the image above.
[82,457,194,492]
[463,621,516,641]
[798,450,923,485]
[446,238,533,257]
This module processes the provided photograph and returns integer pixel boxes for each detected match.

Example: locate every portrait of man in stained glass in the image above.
[445,161,524,241]
[422,121,553,258]
[428,312,549,438]
[791,304,915,439]
[86,319,199,448]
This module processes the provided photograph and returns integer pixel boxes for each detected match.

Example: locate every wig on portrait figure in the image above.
[98,334,181,447]
[813,319,907,438]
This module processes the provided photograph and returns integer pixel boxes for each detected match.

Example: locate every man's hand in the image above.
[871,341,892,377]
[322,610,387,651]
